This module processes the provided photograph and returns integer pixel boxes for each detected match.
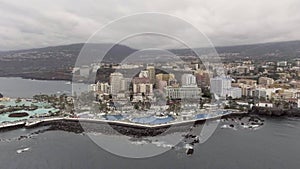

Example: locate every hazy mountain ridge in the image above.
[1,40,300,62]
[0,40,300,80]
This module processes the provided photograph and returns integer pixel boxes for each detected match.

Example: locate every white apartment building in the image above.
[181,74,197,87]
[210,76,241,99]
[210,76,231,96]
[96,82,110,94]
[165,86,202,99]
[110,72,124,95]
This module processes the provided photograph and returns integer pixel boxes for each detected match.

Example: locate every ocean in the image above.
[0,117,300,169]
[1,77,300,169]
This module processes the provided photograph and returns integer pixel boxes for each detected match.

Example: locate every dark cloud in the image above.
[0,0,299,50]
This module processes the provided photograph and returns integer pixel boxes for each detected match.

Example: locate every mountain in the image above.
[0,43,136,80]
[169,40,300,62]
[0,40,300,80]
[215,40,300,61]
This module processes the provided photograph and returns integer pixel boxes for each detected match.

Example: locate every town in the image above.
[2,56,300,128]
[73,56,300,120]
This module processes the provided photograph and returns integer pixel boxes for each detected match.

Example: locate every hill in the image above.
[0,40,300,80]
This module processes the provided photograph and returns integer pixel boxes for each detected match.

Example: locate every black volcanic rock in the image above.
[249,106,300,117]
[8,112,29,118]
[0,93,3,98]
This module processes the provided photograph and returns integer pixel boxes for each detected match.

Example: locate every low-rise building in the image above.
[258,77,274,86]
[132,77,153,96]
[164,86,202,99]
[237,79,257,86]
[256,102,273,108]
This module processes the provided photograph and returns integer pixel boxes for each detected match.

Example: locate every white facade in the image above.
[97,82,110,94]
[165,86,201,99]
[181,74,197,87]
[110,72,124,95]
[226,87,242,99]
[210,76,241,98]
[133,83,153,95]
[120,78,129,91]
[277,61,287,67]
[139,70,149,78]
[210,76,231,97]
[256,102,273,108]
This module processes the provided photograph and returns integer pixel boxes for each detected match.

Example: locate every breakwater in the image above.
[0,111,238,136]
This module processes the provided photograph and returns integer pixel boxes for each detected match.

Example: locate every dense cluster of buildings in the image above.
[224,59,300,108]
[89,65,203,104]
[84,57,300,111]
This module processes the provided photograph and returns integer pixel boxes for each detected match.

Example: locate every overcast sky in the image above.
[0,0,300,50]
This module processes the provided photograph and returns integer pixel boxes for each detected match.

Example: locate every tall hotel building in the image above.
[210,76,241,98]
[146,66,155,84]
[109,72,124,95]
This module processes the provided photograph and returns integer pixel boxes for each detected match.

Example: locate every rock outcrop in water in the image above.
[0,93,3,98]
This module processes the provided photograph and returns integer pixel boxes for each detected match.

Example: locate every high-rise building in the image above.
[146,66,155,84]
[181,74,197,87]
[120,78,130,91]
[110,72,124,95]
[210,76,241,98]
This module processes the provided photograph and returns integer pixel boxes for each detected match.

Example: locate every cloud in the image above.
[0,0,299,50]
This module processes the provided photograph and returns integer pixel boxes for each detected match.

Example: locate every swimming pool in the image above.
[0,99,58,123]
[103,115,124,121]
[131,115,174,125]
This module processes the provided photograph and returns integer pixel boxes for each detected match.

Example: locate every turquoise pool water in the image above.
[103,115,124,121]
[131,115,174,125]
[195,114,208,119]
[0,100,59,123]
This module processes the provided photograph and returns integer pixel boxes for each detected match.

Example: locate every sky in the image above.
[0,0,300,50]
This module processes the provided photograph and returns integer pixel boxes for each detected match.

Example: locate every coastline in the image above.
[0,111,239,135]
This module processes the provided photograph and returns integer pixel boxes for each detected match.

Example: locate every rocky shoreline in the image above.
[249,106,300,117]
[1,109,297,136]
[24,118,208,137]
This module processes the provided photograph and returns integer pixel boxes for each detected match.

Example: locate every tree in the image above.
[134,104,139,110]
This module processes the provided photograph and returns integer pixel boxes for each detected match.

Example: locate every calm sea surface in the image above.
[0,117,300,169]
[0,77,88,98]
[1,77,300,169]
[0,77,72,98]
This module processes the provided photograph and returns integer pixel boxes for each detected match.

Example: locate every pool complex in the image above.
[0,100,59,123]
